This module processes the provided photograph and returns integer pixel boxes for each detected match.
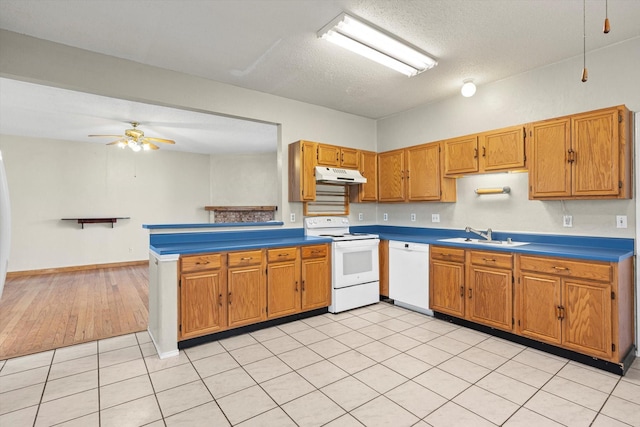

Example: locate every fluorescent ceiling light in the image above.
[318,13,437,77]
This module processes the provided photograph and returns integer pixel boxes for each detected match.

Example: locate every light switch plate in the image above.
[432,214,440,223]
[563,215,572,227]
[616,215,627,228]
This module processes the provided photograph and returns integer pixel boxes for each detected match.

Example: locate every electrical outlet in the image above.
[383,213,388,221]
[290,213,295,222]
[358,213,364,221]
[432,214,440,223]
[410,213,416,222]
[616,215,627,228]
[563,215,573,227]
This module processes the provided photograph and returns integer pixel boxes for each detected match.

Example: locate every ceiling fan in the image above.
[89,122,176,152]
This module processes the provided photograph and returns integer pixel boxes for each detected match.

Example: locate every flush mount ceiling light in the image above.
[318,12,437,77]
[461,79,477,97]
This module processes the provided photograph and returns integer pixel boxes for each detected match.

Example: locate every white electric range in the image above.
[304,217,380,313]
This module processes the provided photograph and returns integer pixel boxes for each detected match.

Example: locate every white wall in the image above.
[377,37,640,238]
[0,135,211,271]
[0,30,377,270]
[210,152,278,206]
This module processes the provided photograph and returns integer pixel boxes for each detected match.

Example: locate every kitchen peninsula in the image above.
[144,222,332,358]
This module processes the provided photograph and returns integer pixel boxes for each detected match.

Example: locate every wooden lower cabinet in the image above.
[466,251,513,332]
[227,249,266,328]
[301,244,331,310]
[379,240,389,297]
[430,248,633,364]
[180,244,331,341]
[180,269,226,339]
[179,253,226,340]
[429,246,465,317]
[517,254,632,362]
[266,247,301,319]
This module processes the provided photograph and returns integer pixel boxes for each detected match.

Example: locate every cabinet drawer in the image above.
[470,250,512,269]
[181,253,223,272]
[519,255,611,282]
[430,246,465,263]
[228,250,263,267]
[301,244,328,259]
[267,247,298,263]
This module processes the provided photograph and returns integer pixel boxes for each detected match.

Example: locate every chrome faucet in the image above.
[465,226,493,241]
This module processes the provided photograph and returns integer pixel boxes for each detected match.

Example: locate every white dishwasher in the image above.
[388,241,433,316]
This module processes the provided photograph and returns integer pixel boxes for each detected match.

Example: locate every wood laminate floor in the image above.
[0,265,148,360]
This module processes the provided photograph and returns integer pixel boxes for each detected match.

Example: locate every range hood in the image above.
[315,166,367,185]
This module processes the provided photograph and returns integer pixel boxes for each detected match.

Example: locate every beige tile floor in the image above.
[1,302,638,427]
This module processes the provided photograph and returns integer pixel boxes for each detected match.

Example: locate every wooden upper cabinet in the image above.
[444,125,525,176]
[317,144,340,167]
[528,118,572,198]
[378,142,455,203]
[481,125,526,172]
[407,143,441,201]
[289,140,317,202]
[571,108,620,197]
[351,150,377,203]
[340,147,359,169]
[444,135,478,175]
[317,144,359,168]
[377,149,405,202]
[529,105,631,200]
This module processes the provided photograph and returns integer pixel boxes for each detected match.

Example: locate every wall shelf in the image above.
[61,217,130,229]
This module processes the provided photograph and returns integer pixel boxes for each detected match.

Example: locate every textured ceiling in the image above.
[0,0,639,152]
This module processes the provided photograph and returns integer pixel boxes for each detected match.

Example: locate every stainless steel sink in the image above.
[437,237,530,247]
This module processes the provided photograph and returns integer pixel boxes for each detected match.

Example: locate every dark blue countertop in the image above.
[148,227,330,255]
[145,224,634,262]
[352,225,634,262]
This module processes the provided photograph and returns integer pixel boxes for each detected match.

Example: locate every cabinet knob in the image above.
[228,292,232,305]
[468,288,473,299]
[460,286,464,297]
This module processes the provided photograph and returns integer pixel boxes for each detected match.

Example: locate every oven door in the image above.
[333,239,380,288]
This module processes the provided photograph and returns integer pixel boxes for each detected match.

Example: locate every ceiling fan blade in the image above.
[144,137,175,144]
[106,139,126,146]
[88,134,125,138]
[146,142,160,150]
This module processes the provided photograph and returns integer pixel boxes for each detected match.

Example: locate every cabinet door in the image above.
[378,150,405,202]
[407,143,441,201]
[467,266,513,331]
[180,270,226,339]
[429,260,465,317]
[379,240,389,297]
[481,126,526,172]
[358,150,378,202]
[571,108,620,197]
[444,135,478,175]
[267,261,301,319]
[340,148,359,169]
[562,279,612,359]
[518,273,562,346]
[528,118,571,199]
[301,257,330,311]
[301,141,317,201]
[227,266,265,328]
[317,144,340,166]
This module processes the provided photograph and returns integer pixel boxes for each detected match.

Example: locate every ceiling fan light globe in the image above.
[130,143,142,152]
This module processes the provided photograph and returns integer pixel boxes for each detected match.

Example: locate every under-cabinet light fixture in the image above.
[475,186,511,195]
[318,12,437,77]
